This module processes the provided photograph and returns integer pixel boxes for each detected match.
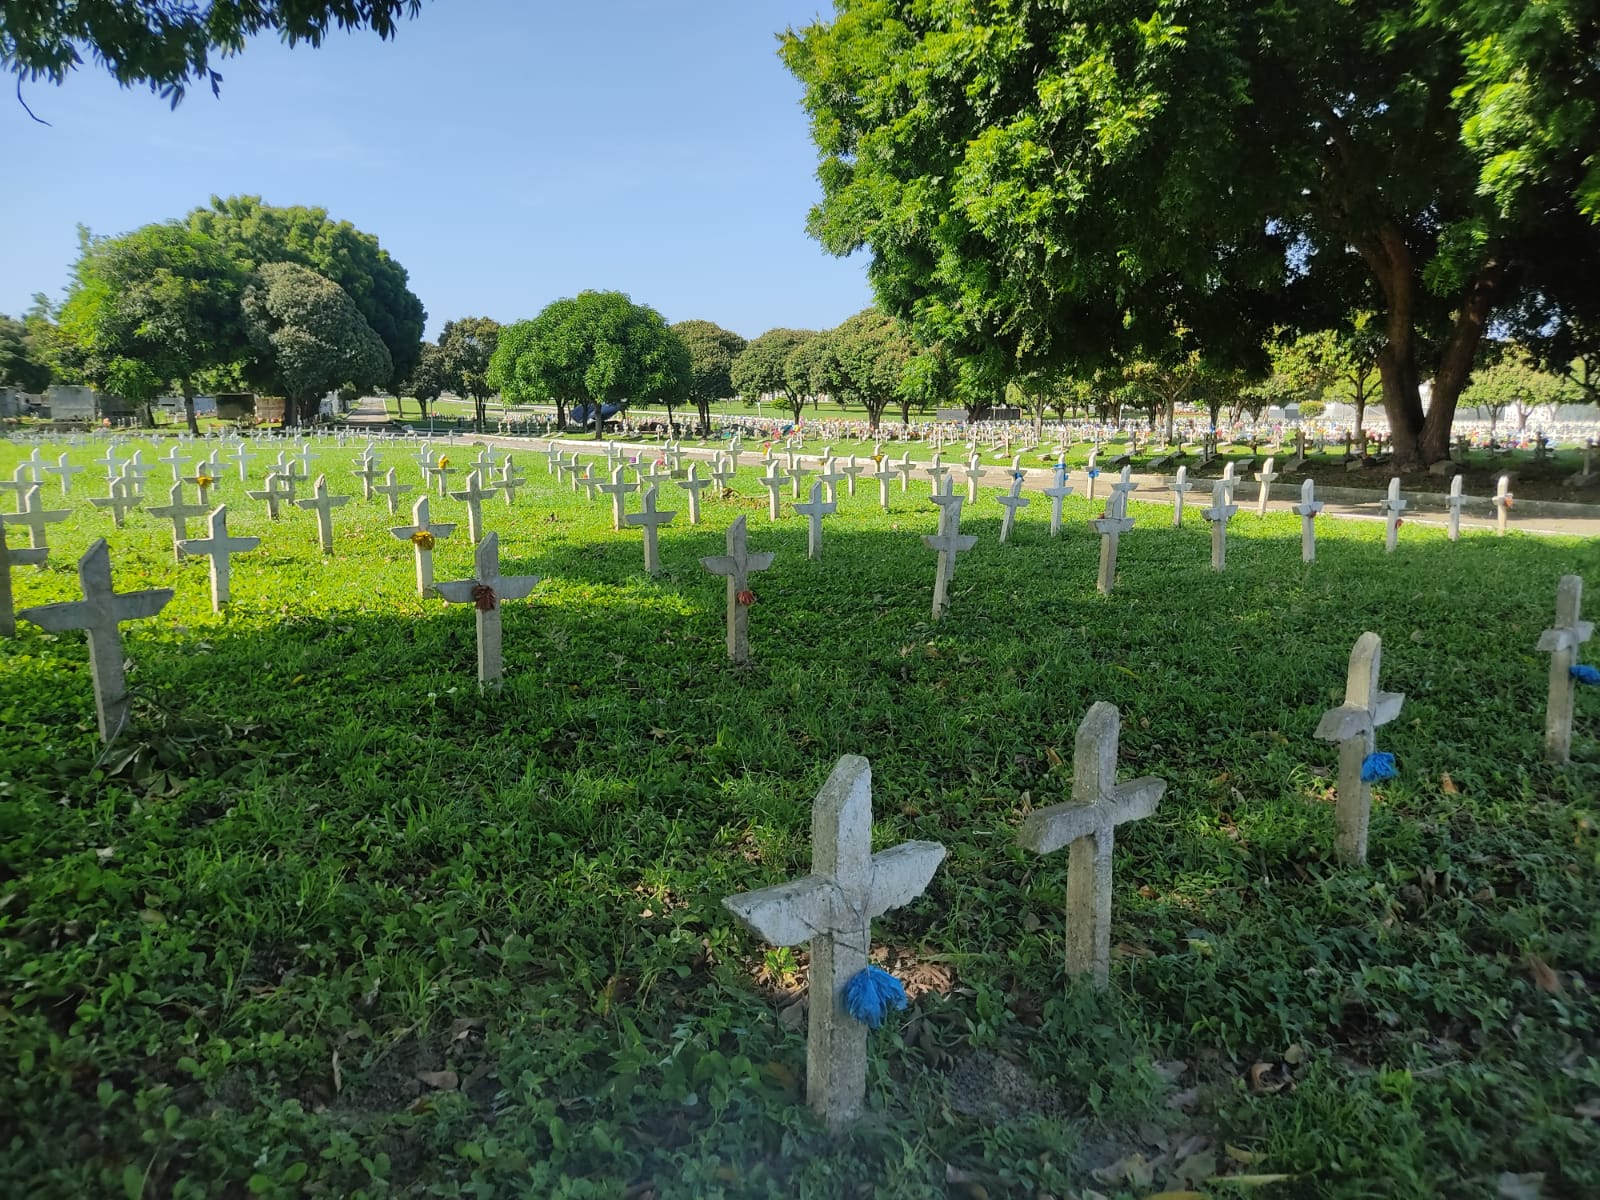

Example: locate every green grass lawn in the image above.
[2,437,1598,1199]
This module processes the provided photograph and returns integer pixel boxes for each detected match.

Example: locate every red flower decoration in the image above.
[736,589,757,606]
[1395,519,1405,528]
[471,584,497,611]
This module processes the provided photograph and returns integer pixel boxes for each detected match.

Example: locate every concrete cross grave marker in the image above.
[177,505,260,612]
[723,754,945,1131]
[16,539,173,742]
[1538,575,1595,764]
[18,448,45,481]
[1085,450,1100,501]
[390,495,457,598]
[1111,464,1138,512]
[0,465,35,510]
[817,459,846,505]
[1255,456,1279,516]
[894,453,916,493]
[1493,475,1513,537]
[352,455,383,501]
[183,469,221,506]
[373,468,414,517]
[700,515,775,664]
[294,474,350,555]
[1313,632,1404,866]
[3,484,69,550]
[1090,492,1135,595]
[45,452,84,496]
[760,463,786,522]
[710,455,735,493]
[598,466,639,531]
[1200,480,1238,572]
[1169,465,1193,527]
[90,475,141,528]
[157,444,189,482]
[432,457,459,497]
[964,455,985,503]
[1017,701,1166,989]
[1043,466,1073,537]
[786,461,814,501]
[274,462,306,503]
[1220,461,1240,507]
[434,532,539,689]
[840,455,864,498]
[677,464,712,525]
[923,496,977,619]
[996,474,1030,544]
[580,463,603,501]
[623,486,676,575]
[1446,475,1466,542]
[1292,478,1323,563]
[246,472,292,521]
[925,453,950,496]
[793,482,836,560]
[1380,478,1406,552]
[544,442,563,474]
[871,459,894,510]
[497,456,526,506]
[449,469,500,544]
[1,520,50,637]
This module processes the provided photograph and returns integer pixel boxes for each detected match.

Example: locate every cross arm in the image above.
[6,547,49,568]
[1314,691,1404,741]
[864,841,946,919]
[1017,778,1166,855]
[723,874,835,947]
[1538,622,1595,652]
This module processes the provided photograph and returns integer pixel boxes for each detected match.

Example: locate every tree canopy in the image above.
[436,316,501,430]
[0,314,53,394]
[671,319,746,435]
[731,328,818,424]
[399,340,448,420]
[3,1,424,106]
[781,0,1600,467]
[241,261,391,425]
[812,309,913,431]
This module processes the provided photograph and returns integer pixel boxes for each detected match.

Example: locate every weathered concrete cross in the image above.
[710,455,735,493]
[623,485,676,575]
[598,466,639,532]
[1313,632,1404,866]
[245,471,292,521]
[1018,702,1165,989]
[1380,477,1406,552]
[759,462,787,522]
[963,455,985,503]
[373,467,414,516]
[1043,467,1073,537]
[1168,464,1192,528]
[143,481,212,562]
[1538,575,1595,764]
[893,453,916,492]
[390,495,457,598]
[996,474,1030,544]
[1493,474,1513,537]
[1292,478,1323,563]
[45,452,84,496]
[839,455,864,498]
[1090,491,1135,595]
[871,459,894,510]
[178,504,261,611]
[449,469,499,544]
[182,468,221,506]
[498,456,526,504]
[434,532,540,688]
[89,475,141,528]
[699,515,775,663]
[294,474,350,554]
[723,755,945,1131]
[17,539,173,742]
[676,464,712,525]
[817,459,846,506]
[1446,474,1466,542]
[3,484,69,551]
[157,444,189,482]
[352,454,383,500]
[924,452,950,496]
[1201,480,1238,572]
[1255,456,1279,516]
[1,519,49,637]
[792,481,836,561]
[785,461,814,501]
[923,493,977,619]
[228,442,254,483]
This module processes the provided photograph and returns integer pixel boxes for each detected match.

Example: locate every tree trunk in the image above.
[181,378,200,436]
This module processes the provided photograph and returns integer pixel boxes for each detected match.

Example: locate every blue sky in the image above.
[0,1,871,341]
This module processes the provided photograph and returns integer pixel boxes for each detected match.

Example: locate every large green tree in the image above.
[1461,348,1579,436]
[488,292,690,439]
[812,309,913,431]
[187,196,424,388]
[0,314,53,394]
[436,316,501,431]
[2,1,423,105]
[731,328,818,424]
[781,1,1600,468]
[671,319,746,436]
[241,262,391,426]
[399,340,447,421]
[55,222,246,433]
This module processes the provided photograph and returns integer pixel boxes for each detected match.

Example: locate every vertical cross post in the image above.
[1255,456,1278,516]
[178,505,261,611]
[676,464,711,525]
[1292,478,1323,563]
[1169,465,1191,527]
[373,467,414,516]
[390,495,457,598]
[1090,492,1135,594]
[1381,477,1406,552]
[1,520,50,637]
[622,485,677,575]
[1447,474,1465,542]
[1493,474,1513,537]
[448,469,499,544]
[996,474,1029,544]
[792,481,837,560]
[1314,632,1404,866]
[3,484,69,550]
[434,532,540,689]
[1537,575,1594,764]
[699,515,775,663]
[1201,481,1237,572]
[294,474,350,555]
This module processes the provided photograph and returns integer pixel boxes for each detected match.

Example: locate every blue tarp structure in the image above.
[569,401,628,427]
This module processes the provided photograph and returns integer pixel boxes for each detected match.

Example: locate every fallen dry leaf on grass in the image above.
[1440,772,1459,794]
[416,1070,459,1090]
[1527,954,1562,995]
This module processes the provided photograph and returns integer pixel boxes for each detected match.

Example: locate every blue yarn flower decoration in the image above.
[1012,470,1025,482]
[843,966,908,1030]
[1360,751,1398,782]
[1088,467,1101,479]
[1572,663,1600,686]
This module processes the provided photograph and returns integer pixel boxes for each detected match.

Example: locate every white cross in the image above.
[1446,474,1465,542]
[390,495,457,598]
[579,462,603,501]
[722,755,945,1131]
[700,515,775,663]
[598,467,639,531]
[923,493,977,619]
[676,464,712,525]
[1313,632,1404,866]
[45,453,84,496]
[499,456,526,505]
[434,532,540,688]
[1380,477,1406,552]
[893,453,915,492]
[294,474,350,554]
[996,474,1030,544]
[1090,491,1135,594]
[1043,466,1073,537]
[352,455,383,500]
[963,455,984,503]
[1255,456,1279,516]
[1538,575,1595,764]
[924,453,950,496]
[182,469,221,506]
[431,458,459,496]
[839,456,864,497]
[373,467,414,516]
[1201,480,1238,572]
[622,485,676,575]
[1019,703,1165,988]
[449,469,500,544]
[1493,474,1513,537]
[785,462,813,501]
[0,464,35,510]
[816,459,847,505]
[544,442,563,474]
[1292,478,1323,563]
[178,504,261,611]
[1168,465,1192,528]
[89,475,141,527]
[157,444,188,481]
[759,463,786,522]
[1,519,50,638]
[16,538,173,743]
[3,484,69,550]
[710,455,735,492]
[246,472,292,521]
[870,459,894,510]
[1110,464,1138,510]
[792,481,837,560]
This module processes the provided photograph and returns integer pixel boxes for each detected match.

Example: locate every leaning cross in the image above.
[449,469,500,544]
[1,520,50,637]
[699,515,775,664]
[498,457,527,504]
[598,467,639,531]
[390,495,457,598]
[996,474,1030,544]
[792,481,837,561]
[373,467,414,516]
[3,484,69,551]
[622,485,676,575]
[1313,632,1404,866]
[922,494,977,619]
[1380,477,1406,553]
[1089,491,1135,595]
[1538,575,1595,765]
[294,474,350,555]
[723,755,945,1132]
[434,532,540,689]
[246,472,291,521]
[178,504,261,611]
[1292,478,1323,563]
[16,538,173,743]
[1018,701,1166,989]
[676,464,712,525]
[1255,456,1279,516]
[1201,480,1238,572]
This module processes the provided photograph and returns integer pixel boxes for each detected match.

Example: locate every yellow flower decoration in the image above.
[411,531,436,550]
[437,456,450,468]
[196,474,216,488]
